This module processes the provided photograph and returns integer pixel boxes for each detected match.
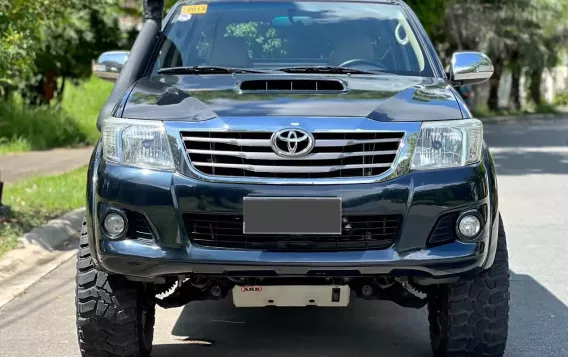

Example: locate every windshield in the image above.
[153,1,433,77]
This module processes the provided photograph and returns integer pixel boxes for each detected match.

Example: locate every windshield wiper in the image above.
[158,65,382,75]
[158,66,270,75]
[274,66,380,75]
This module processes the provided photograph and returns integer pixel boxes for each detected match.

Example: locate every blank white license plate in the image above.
[232,285,350,307]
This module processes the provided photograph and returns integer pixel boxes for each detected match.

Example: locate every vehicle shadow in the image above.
[151,271,568,357]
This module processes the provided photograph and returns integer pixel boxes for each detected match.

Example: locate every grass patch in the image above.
[61,77,114,144]
[554,92,568,106]
[0,101,89,151]
[0,166,87,257]
[534,103,559,114]
[0,137,31,155]
[0,77,112,154]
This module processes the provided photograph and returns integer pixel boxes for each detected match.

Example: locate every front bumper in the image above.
[87,143,498,280]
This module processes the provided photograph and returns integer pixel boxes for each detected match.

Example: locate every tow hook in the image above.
[155,278,232,309]
[351,277,428,309]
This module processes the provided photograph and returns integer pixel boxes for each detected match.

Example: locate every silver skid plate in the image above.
[232,285,350,307]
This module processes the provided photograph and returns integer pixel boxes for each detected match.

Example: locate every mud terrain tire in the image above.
[75,219,155,357]
[428,215,510,357]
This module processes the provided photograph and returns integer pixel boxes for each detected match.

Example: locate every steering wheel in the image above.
[338,59,388,71]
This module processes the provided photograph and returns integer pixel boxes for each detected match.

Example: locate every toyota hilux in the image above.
[77,1,510,356]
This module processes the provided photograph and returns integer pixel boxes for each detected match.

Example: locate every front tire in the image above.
[75,218,155,357]
[428,215,510,357]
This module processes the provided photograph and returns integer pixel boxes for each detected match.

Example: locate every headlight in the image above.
[102,119,175,171]
[411,119,483,170]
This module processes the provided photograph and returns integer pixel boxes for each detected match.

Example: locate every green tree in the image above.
[419,0,568,110]
[405,0,453,64]
[482,0,568,109]
[0,0,123,103]
[0,0,68,95]
[517,0,568,107]
[25,0,123,105]
[165,0,178,11]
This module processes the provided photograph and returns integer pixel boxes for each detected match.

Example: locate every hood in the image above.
[117,74,465,122]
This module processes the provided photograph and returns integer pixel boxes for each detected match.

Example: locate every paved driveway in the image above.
[1,118,567,357]
[0,147,93,183]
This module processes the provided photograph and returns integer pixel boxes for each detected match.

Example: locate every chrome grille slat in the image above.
[186,149,399,160]
[181,130,404,179]
[316,138,401,147]
[191,162,392,173]
[181,136,401,147]
[182,136,272,146]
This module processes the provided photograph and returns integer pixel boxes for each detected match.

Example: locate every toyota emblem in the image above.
[270,128,315,157]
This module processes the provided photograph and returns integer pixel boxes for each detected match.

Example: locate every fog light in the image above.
[457,214,481,239]
[103,213,126,238]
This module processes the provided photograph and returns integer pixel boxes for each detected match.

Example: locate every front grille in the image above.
[184,213,402,251]
[181,131,404,179]
[125,210,154,242]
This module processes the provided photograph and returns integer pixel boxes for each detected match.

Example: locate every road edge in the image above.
[0,208,84,308]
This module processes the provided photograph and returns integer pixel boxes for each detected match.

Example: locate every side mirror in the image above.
[449,52,494,86]
[93,51,130,82]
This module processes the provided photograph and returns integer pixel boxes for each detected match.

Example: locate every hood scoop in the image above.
[236,78,349,94]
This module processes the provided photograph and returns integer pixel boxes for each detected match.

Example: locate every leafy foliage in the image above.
[0,0,123,102]
[554,92,568,106]
[2,0,567,111]
[225,22,285,58]
[404,0,449,35]
[0,100,87,150]
[0,77,112,154]
[407,0,568,109]
[0,0,66,92]
[125,0,178,17]
[165,0,178,11]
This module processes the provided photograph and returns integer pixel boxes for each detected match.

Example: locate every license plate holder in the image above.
[243,197,341,235]
[232,285,350,307]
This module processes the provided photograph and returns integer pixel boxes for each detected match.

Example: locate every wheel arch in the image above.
[86,141,103,267]
[482,143,501,270]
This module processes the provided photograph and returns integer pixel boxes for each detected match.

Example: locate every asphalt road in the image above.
[1,118,568,357]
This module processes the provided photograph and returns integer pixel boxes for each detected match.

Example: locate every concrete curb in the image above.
[480,112,567,124]
[0,208,85,308]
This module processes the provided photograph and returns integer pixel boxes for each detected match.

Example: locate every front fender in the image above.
[482,143,500,270]
[86,141,103,266]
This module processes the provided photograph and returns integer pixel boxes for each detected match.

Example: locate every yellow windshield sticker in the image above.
[181,4,208,15]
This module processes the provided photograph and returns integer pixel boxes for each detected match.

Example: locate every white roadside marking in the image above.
[490,147,568,153]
